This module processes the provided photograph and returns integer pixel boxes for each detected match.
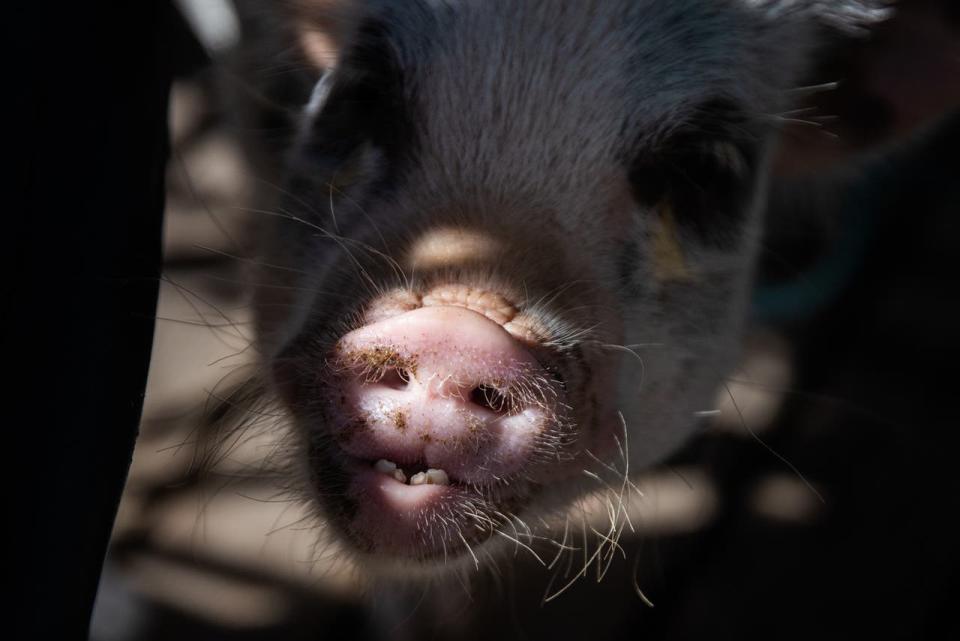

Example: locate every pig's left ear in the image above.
[771,0,960,175]
[735,0,892,42]
[795,0,894,35]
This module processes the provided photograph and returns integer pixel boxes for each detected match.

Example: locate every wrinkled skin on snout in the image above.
[246,0,890,571]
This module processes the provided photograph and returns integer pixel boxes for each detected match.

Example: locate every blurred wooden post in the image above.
[7,2,202,638]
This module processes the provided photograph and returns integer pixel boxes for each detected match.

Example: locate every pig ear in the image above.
[802,0,895,35]
[288,0,362,70]
[742,0,894,35]
[292,9,417,196]
[223,1,361,165]
[772,0,960,175]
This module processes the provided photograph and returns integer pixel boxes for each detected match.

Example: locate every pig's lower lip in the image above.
[316,453,531,562]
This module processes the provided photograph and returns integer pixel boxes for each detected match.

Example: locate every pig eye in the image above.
[628,104,759,248]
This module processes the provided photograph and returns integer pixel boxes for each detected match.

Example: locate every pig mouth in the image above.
[306,439,543,563]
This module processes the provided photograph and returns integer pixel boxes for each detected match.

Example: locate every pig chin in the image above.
[279,278,619,566]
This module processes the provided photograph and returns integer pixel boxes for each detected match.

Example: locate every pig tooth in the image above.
[425,469,450,486]
[375,461,447,485]
[374,459,397,474]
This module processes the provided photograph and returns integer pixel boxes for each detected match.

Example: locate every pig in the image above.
[211,0,894,579]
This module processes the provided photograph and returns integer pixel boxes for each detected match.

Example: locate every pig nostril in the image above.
[377,367,410,390]
[470,384,510,414]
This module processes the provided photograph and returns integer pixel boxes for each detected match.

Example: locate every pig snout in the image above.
[311,293,576,560]
[331,305,560,483]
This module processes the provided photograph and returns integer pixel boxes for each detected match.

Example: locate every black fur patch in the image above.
[616,239,644,298]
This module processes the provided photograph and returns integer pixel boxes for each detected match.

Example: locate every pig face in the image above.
[244,0,889,571]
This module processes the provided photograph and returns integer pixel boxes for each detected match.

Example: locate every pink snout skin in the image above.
[330,305,562,485]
